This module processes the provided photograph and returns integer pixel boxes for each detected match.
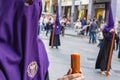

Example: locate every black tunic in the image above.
[95,31,114,71]
[49,30,60,47]
[45,71,49,80]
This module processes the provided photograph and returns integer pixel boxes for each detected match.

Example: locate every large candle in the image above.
[71,53,81,74]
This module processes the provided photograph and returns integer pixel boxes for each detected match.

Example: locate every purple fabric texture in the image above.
[54,6,61,35]
[104,3,114,32]
[0,0,49,80]
[103,3,114,41]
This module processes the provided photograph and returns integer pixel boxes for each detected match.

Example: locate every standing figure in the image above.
[86,19,91,36]
[46,20,52,36]
[0,0,49,80]
[81,18,87,35]
[95,4,115,75]
[38,15,44,35]
[89,19,98,43]
[49,6,61,49]
[100,20,106,30]
[116,21,120,60]
[97,28,104,48]
[60,17,66,36]
[61,22,65,36]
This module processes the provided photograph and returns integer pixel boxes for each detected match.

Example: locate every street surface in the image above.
[39,29,120,80]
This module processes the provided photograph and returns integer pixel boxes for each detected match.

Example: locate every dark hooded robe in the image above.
[95,3,114,71]
[0,0,49,80]
[49,6,61,48]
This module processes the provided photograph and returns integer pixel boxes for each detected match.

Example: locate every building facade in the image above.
[42,0,57,14]
[42,0,89,21]
[61,0,89,20]
[42,0,120,25]
[88,0,120,25]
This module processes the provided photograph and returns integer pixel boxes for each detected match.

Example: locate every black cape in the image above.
[95,31,114,71]
[49,29,60,47]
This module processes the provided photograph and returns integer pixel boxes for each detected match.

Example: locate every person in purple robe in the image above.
[95,3,115,75]
[49,6,61,49]
[0,0,49,80]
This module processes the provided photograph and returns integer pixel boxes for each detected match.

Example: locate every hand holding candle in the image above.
[57,53,85,80]
[71,53,81,74]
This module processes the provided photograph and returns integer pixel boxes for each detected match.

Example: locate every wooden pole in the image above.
[51,22,56,48]
[106,32,115,76]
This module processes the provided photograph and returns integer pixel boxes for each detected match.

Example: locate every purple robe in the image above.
[103,3,114,41]
[54,6,61,35]
[0,0,49,80]
[95,3,114,71]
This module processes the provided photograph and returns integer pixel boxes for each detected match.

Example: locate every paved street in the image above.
[39,29,120,80]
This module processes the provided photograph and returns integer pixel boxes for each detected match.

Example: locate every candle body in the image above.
[71,53,80,73]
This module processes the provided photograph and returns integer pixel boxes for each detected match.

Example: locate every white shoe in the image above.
[118,58,120,61]
[108,71,112,76]
[101,71,106,75]
[101,71,112,76]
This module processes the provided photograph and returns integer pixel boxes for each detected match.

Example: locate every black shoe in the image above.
[56,46,58,49]
[89,41,91,43]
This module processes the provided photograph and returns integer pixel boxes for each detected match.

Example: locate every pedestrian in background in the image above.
[86,19,92,36]
[100,20,106,30]
[38,14,44,35]
[44,16,49,31]
[46,19,52,36]
[81,18,87,35]
[97,28,104,47]
[81,17,87,28]
[60,17,66,36]
[61,22,65,36]
[89,19,98,43]
[116,21,120,60]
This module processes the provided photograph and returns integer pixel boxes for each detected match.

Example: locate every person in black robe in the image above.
[49,7,61,49]
[95,29,115,74]
[95,3,115,75]
[49,22,61,49]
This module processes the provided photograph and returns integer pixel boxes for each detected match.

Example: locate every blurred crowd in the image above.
[38,14,70,37]
[38,13,120,60]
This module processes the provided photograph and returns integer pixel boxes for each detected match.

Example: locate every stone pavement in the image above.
[64,27,89,39]
[64,27,77,36]
[39,30,120,80]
